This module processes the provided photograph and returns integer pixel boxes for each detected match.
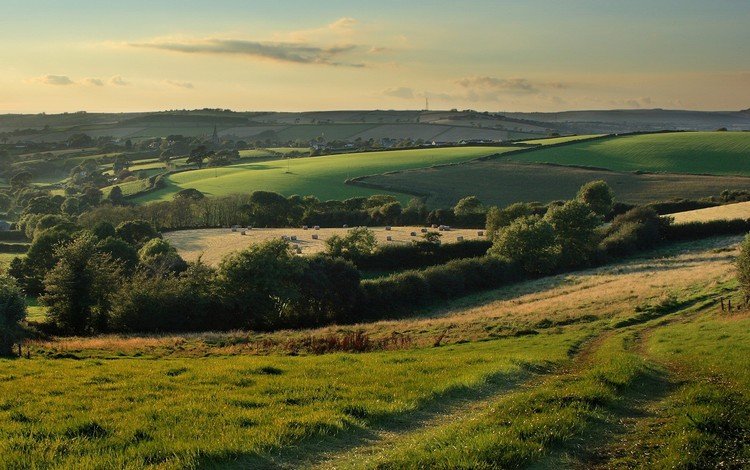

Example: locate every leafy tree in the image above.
[138,238,187,275]
[41,233,123,334]
[376,201,402,225]
[187,145,212,169]
[489,215,559,274]
[115,220,158,247]
[92,221,116,240]
[544,200,600,268]
[291,256,360,326]
[12,225,75,295]
[577,180,614,217]
[454,196,484,216]
[599,206,669,256]
[108,186,124,204]
[485,202,538,239]
[421,231,442,244]
[248,191,293,226]
[325,227,377,259]
[0,275,26,356]
[22,195,60,216]
[401,198,428,225]
[736,234,750,300]
[0,193,12,212]
[97,236,139,273]
[10,171,33,189]
[215,239,302,329]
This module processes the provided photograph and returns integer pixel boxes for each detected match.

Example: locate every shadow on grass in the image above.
[195,362,556,469]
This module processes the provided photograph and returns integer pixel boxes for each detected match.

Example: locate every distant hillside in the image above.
[504,109,750,133]
[1,108,748,144]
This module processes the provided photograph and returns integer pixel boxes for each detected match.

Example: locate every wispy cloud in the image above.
[165,80,194,89]
[109,75,130,86]
[383,86,415,99]
[31,74,74,86]
[129,38,365,67]
[83,77,104,86]
[455,76,567,97]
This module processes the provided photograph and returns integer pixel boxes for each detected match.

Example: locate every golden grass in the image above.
[31,236,742,358]
[668,200,750,224]
[164,226,483,265]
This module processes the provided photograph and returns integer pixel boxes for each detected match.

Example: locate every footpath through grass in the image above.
[0,330,581,468]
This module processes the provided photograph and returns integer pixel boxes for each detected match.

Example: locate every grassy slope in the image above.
[509,131,750,175]
[1,237,743,468]
[0,332,580,468]
[518,134,606,145]
[356,132,750,207]
[669,200,750,224]
[360,161,750,208]
[133,146,512,203]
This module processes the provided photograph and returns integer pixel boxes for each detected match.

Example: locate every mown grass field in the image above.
[132,147,513,203]
[509,131,750,175]
[358,160,750,208]
[165,226,483,265]
[3,236,747,468]
[518,134,606,145]
[668,200,750,224]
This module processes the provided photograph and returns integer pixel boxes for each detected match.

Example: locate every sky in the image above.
[0,0,748,113]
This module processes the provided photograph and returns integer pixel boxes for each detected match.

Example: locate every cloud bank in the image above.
[130,38,365,67]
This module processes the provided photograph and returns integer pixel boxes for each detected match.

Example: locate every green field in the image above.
[2,237,746,467]
[518,134,606,145]
[133,147,512,203]
[509,131,750,175]
[358,160,750,208]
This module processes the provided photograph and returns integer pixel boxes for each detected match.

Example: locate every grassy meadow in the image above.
[132,146,512,203]
[2,236,748,468]
[358,160,750,208]
[165,226,483,265]
[508,131,750,175]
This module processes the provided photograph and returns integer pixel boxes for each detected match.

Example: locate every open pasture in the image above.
[133,146,513,203]
[507,131,750,175]
[165,226,483,265]
[357,160,750,208]
[5,236,746,468]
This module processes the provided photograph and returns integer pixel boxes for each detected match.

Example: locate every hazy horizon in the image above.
[1,0,749,114]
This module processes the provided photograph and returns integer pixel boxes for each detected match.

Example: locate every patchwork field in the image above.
[3,236,747,468]
[133,146,513,203]
[518,134,606,145]
[668,200,750,224]
[357,160,750,208]
[507,131,750,175]
[165,226,483,265]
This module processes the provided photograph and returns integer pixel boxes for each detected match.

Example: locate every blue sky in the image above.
[0,0,748,112]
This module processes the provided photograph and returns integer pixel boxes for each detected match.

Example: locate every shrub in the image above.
[138,238,187,275]
[41,233,123,335]
[599,206,669,257]
[736,234,750,299]
[489,215,559,275]
[214,239,302,329]
[544,200,600,268]
[577,180,614,217]
[325,227,377,259]
[0,275,26,356]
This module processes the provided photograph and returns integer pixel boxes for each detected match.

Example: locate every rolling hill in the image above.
[133,146,515,203]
